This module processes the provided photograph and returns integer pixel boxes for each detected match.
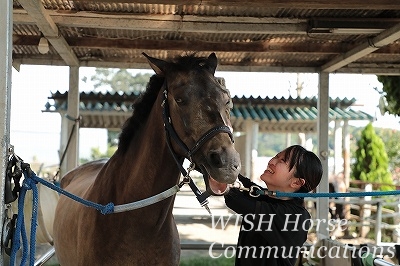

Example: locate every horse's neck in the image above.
[92,119,182,205]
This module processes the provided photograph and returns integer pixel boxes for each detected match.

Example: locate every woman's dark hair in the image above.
[282,145,323,193]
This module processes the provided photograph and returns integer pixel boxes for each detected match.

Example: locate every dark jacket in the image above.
[224,175,310,266]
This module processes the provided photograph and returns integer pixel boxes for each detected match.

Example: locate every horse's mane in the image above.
[117,75,164,153]
[117,54,211,154]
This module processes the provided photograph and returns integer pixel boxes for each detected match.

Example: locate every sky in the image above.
[9,65,400,166]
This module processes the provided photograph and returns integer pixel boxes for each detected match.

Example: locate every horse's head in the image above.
[143,52,241,195]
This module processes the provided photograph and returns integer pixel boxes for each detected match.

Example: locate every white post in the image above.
[342,120,351,188]
[342,120,352,236]
[333,120,343,175]
[0,1,13,264]
[233,134,246,176]
[250,122,259,181]
[66,67,80,172]
[375,201,382,246]
[244,120,258,180]
[317,72,330,239]
[242,122,252,178]
[60,67,80,178]
[360,183,372,238]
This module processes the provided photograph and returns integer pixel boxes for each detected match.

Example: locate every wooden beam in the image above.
[335,67,400,75]
[14,34,400,56]
[14,55,400,75]
[17,0,79,66]
[11,35,330,53]
[68,0,400,9]
[321,23,400,72]
[13,11,308,34]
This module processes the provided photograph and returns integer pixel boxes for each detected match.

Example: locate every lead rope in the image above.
[7,156,199,266]
[10,168,38,266]
[231,180,400,198]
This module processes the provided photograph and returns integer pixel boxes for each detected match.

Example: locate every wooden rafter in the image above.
[17,0,79,66]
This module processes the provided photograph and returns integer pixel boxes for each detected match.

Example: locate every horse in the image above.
[53,52,241,265]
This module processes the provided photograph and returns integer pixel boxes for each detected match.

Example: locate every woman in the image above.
[225,145,323,266]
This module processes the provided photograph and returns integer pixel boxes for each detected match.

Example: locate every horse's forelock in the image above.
[173,54,216,74]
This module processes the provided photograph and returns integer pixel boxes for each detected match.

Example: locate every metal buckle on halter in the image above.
[231,180,261,197]
[231,180,248,191]
[185,162,195,178]
[178,162,195,188]
[231,180,262,198]
[249,185,261,197]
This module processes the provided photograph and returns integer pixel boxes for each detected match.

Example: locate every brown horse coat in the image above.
[53,53,241,265]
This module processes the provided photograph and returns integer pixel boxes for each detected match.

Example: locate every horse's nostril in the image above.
[209,152,224,168]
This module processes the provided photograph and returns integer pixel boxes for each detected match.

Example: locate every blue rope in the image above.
[10,172,38,266]
[10,169,400,266]
[29,178,39,266]
[10,171,115,266]
[30,173,115,215]
[267,190,400,198]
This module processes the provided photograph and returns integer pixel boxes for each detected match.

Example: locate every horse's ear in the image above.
[142,52,167,76]
[205,53,218,75]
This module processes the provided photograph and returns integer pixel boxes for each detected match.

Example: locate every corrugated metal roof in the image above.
[12,1,400,74]
[44,91,373,132]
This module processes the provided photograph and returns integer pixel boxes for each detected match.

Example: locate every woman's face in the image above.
[260,149,299,192]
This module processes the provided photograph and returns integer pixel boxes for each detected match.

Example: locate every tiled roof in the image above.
[44,91,373,133]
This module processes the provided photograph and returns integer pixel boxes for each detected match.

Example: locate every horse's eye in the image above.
[175,98,184,104]
[226,100,233,109]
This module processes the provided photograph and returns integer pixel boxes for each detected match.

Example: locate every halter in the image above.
[161,82,234,213]
[162,85,234,169]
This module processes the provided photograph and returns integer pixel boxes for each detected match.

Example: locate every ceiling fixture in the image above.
[38,36,49,54]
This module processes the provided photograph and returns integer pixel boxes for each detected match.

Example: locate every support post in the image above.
[0,1,13,264]
[333,120,343,175]
[250,122,258,181]
[243,120,257,179]
[60,67,80,177]
[375,201,382,246]
[317,72,330,239]
[342,120,350,188]
[66,67,80,172]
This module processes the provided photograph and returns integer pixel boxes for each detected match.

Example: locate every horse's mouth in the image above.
[208,175,229,195]
[199,165,230,196]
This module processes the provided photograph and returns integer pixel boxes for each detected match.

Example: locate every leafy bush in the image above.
[351,123,394,190]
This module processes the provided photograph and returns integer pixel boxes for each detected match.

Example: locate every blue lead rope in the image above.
[10,172,38,266]
[31,171,114,214]
[10,169,400,266]
[263,189,400,198]
[10,170,115,266]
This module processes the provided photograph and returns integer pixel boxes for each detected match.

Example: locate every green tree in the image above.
[82,69,152,93]
[351,123,393,190]
[376,76,400,116]
[375,128,400,172]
